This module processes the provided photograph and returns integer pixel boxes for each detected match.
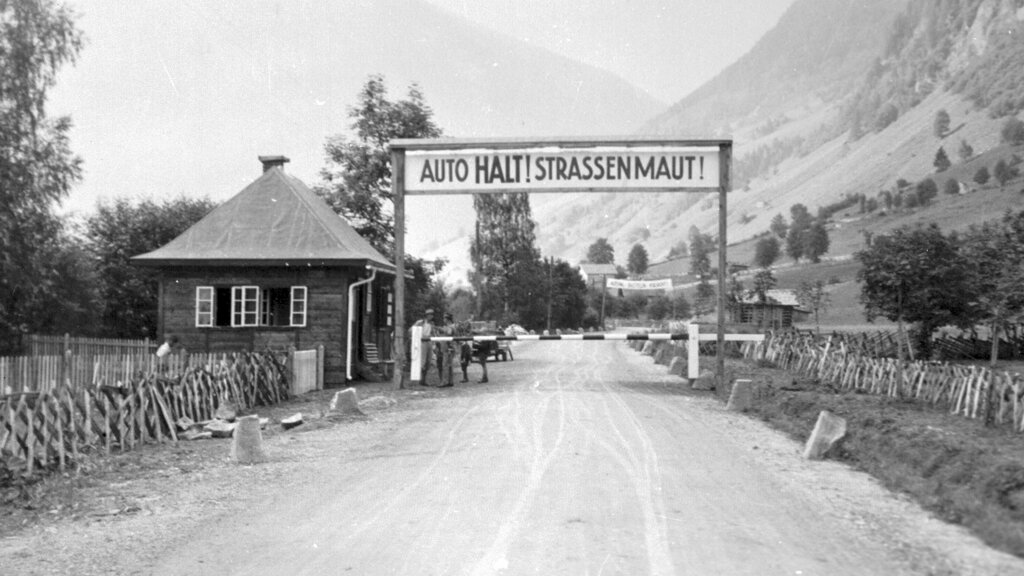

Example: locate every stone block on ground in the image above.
[668,357,687,377]
[329,388,365,416]
[641,341,654,356]
[726,379,753,412]
[182,429,212,441]
[281,413,304,430]
[803,410,847,460]
[231,415,267,464]
[203,420,236,438]
[653,346,672,365]
[361,395,398,410]
[175,416,196,432]
[691,368,716,391]
[214,399,237,422]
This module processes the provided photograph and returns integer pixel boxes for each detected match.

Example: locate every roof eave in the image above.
[130,257,396,273]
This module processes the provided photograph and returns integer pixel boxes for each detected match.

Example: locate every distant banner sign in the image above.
[606,278,673,291]
[403,145,721,194]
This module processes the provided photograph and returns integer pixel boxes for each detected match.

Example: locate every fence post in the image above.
[317,344,325,390]
[688,323,700,379]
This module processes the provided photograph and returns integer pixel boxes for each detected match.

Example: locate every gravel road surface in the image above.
[157,341,1024,575]
[3,340,1023,575]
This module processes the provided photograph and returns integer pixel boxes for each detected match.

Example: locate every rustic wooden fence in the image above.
[0,352,289,474]
[743,331,1024,432]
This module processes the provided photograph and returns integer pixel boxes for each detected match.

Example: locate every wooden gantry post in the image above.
[392,149,407,389]
[717,143,732,387]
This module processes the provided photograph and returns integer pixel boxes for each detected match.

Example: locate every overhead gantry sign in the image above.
[388,137,732,387]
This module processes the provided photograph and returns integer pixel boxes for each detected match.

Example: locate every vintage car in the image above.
[466,321,516,361]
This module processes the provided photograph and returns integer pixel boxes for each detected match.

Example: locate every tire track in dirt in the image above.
[568,342,676,575]
[338,401,484,546]
[470,349,575,575]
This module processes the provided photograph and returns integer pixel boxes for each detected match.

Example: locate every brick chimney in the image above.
[259,155,290,172]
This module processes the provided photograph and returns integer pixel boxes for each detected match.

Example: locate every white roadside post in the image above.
[410,324,422,384]
[688,323,701,379]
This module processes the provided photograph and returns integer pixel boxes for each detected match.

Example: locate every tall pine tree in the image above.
[471,193,541,325]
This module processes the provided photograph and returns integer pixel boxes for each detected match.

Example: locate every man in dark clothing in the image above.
[438,312,456,387]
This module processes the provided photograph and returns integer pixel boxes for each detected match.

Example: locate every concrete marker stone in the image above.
[329,388,365,416]
[668,356,687,376]
[231,414,267,464]
[726,379,753,411]
[803,410,848,460]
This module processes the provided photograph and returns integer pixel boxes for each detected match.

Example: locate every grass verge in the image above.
[725,357,1024,558]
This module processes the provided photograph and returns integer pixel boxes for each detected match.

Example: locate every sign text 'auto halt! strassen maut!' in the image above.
[403,146,722,194]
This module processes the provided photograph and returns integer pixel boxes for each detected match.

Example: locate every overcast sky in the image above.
[49,0,795,221]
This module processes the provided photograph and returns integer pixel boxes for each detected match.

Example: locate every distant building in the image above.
[132,155,395,385]
[579,263,618,287]
[730,289,810,329]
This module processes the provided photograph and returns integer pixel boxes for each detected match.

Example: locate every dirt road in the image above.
[4,340,1023,575]
[144,341,1020,575]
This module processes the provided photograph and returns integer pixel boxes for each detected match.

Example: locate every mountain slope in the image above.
[643,0,909,138]
[532,0,1024,271]
[530,0,908,266]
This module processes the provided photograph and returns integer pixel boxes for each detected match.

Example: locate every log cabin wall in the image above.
[156,266,357,385]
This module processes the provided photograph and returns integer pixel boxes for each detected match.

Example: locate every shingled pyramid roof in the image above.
[132,162,393,271]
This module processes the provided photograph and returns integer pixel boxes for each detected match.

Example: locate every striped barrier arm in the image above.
[421,333,688,342]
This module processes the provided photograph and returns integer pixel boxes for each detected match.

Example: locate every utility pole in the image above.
[546,257,553,332]
[600,275,607,330]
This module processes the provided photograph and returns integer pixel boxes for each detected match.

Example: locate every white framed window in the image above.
[196,286,214,327]
[290,286,308,327]
[231,286,260,327]
[260,288,271,326]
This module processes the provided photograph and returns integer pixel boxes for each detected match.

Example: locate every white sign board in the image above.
[606,278,673,291]
[403,146,721,194]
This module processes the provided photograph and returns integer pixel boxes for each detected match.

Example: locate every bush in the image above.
[875,103,899,132]
[1001,117,1024,145]
[975,166,991,185]
[916,178,938,205]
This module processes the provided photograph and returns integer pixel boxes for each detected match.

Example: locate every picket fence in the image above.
[22,334,155,357]
[743,331,1024,432]
[2,352,208,394]
[0,352,290,473]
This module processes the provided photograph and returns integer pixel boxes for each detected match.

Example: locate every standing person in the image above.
[473,339,490,384]
[438,312,456,387]
[456,319,473,383]
[413,309,435,386]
